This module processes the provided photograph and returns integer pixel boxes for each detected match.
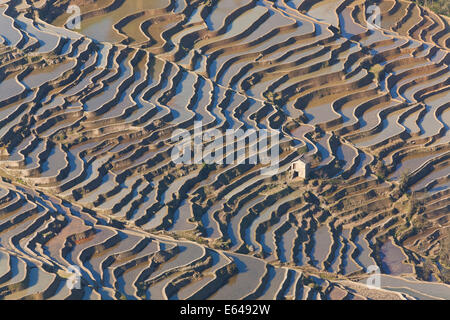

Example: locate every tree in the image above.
[399,170,411,193]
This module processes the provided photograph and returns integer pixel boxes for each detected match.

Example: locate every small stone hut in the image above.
[290,157,310,180]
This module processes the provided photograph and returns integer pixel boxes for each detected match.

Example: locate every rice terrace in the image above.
[0,0,448,301]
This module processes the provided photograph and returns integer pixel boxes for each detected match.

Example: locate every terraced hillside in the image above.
[0,0,449,300]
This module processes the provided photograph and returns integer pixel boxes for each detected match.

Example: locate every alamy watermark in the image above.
[366,4,382,30]
[66,265,81,289]
[66,5,81,30]
[171,121,281,175]
[366,265,381,289]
